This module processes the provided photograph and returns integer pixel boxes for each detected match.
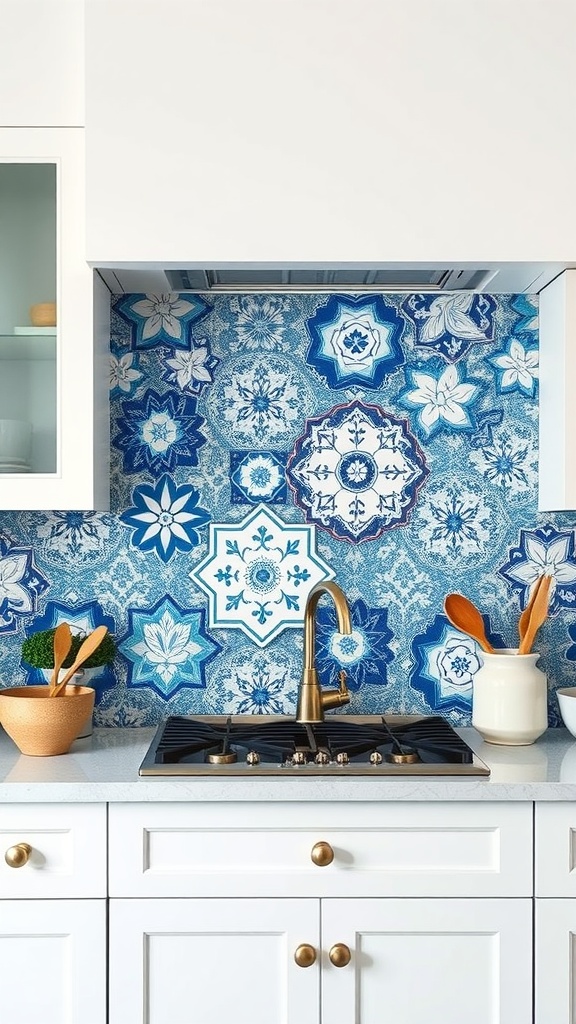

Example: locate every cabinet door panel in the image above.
[535,899,576,1023]
[0,899,106,1024]
[322,898,532,1024]
[110,898,319,1024]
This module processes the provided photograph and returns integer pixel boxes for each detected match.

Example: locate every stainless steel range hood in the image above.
[97,261,571,295]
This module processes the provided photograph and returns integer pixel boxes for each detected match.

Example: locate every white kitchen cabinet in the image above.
[110,895,531,1024]
[0,0,84,127]
[108,801,533,1024]
[0,803,107,1024]
[538,269,576,512]
[110,898,320,1024]
[534,803,576,1023]
[0,128,109,509]
[85,0,576,269]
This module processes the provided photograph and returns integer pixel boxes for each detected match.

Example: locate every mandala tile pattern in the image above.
[287,400,428,543]
[225,295,293,351]
[407,475,508,570]
[206,354,311,447]
[0,538,49,636]
[208,646,299,715]
[191,505,334,646]
[469,415,537,498]
[410,615,506,715]
[401,293,497,361]
[230,450,287,505]
[113,389,206,474]
[120,475,211,563]
[115,292,210,349]
[315,598,394,691]
[306,293,405,389]
[120,595,221,698]
[22,600,116,693]
[499,526,576,614]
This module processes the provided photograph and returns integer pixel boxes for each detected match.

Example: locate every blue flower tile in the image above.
[306,293,405,388]
[113,388,206,475]
[315,598,394,691]
[120,594,221,699]
[230,450,287,505]
[401,293,496,361]
[114,292,210,349]
[120,475,211,562]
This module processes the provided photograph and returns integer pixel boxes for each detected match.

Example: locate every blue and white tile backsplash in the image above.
[1,290,575,728]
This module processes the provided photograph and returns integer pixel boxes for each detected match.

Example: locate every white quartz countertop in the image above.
[1,725,576,802]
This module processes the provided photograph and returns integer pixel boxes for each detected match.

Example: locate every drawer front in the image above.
[536,803,576,896]
[109,801,532,898]
[0,803,106,898]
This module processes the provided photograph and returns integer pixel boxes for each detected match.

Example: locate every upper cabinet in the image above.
[84,0,576,268]
[0,129,109,510]
[0,0,84,127]
[538,270,576,513]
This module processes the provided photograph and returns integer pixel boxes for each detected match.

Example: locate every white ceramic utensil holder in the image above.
[472,648,548,745]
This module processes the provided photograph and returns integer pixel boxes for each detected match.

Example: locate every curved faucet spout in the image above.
[296,581,353,724]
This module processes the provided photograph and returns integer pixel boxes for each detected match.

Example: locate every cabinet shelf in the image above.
[0,334,56,361]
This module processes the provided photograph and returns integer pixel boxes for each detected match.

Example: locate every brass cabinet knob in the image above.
[329,943,351,968]
[310,841,334,867]
[294,943,317,968]
[5,843,32,868]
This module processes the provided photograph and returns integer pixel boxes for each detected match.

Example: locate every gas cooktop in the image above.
[139,715,490,777]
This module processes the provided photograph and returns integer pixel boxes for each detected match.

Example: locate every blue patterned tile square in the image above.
[230,450,287,505]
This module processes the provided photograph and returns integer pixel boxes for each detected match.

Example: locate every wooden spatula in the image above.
[444,593,495,653]
[518,575,553,655]
[48,621,73,695]
[50,625,108,697]
[518,575,546,644]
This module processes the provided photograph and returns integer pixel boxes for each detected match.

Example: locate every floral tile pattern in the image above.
[401,293,497,361]
[119,595,221,698]
[410,614,506,715]
[306,294,405,389]
[0,539,48,635]
[2,289,576,728]
[287,400,428,542]
[115,292,210,349]
[113,389,206,474]
[192,504,334,646]
[206,354,312,447]
[315,598,394,691]
[120,475,211,563]
[230,451,287,505]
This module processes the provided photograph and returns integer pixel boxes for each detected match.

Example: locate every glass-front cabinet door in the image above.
[0,129,108,510]
[0,161,57,475]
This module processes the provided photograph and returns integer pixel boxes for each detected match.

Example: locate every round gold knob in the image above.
[294,943,317,968]
[329,943,351,968]
[5,843,32,868]
[310,841,334,867]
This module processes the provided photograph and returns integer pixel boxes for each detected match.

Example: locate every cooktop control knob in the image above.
[315,750,330,765]
[335,752,349,766]
[246,751,260,766]
[292,751,307,766]
[369,751,383,765]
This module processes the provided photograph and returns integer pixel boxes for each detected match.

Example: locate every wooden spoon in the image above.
[518,575,553,655]
[48,621,73,695]
[444,593,495,653]
[50,625,108,697]
[518,575,545,644]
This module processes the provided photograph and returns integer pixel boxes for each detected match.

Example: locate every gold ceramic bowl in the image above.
[29,302,56,327]
[0,685,95,756]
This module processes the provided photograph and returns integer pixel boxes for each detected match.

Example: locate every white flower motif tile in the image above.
[191,505,334,646]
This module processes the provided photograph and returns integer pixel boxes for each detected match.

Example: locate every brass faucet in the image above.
[296,581,352,724]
